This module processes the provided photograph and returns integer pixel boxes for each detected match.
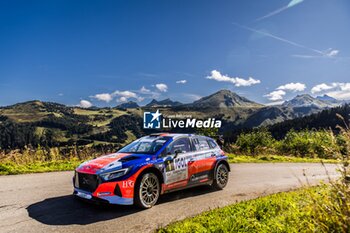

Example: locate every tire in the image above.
[212,163,229,190]
[134,173,160,209]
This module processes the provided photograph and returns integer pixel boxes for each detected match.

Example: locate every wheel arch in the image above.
[134,166,164,192]
[214,159,230,173]
[211,159,231,180]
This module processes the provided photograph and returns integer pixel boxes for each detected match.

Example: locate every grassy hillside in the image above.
[0,101,140,149]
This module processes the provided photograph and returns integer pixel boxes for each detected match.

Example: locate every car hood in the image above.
[75,152,152,174]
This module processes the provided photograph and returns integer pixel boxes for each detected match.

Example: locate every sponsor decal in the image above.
[190,174,208,182]
[82,177,90,185]
[122,180,134,188]
[165,157,188,184]
[143,109,221,129]
[143,110,162,129]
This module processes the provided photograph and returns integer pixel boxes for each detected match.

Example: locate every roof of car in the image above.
[147,133,196,139]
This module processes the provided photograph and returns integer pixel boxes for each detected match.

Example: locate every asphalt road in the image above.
[0,163,339,233]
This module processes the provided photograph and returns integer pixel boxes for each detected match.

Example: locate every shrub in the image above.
[235,128,276,155]
[278,130,339,158]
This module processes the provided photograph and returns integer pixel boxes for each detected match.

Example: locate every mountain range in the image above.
[145,98,182,107]
[185,90,263,108]
[116,101,139,109]
[113,91,342,111]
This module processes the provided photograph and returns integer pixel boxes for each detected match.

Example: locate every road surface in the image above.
[0,163,339,233]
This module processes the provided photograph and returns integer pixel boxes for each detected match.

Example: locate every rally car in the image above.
[73,133,230,208]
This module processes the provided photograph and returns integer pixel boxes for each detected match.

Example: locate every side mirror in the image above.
[174,149,182,158]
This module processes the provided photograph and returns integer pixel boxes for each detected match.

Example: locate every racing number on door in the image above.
[165,156,188,184]
[175,157,186,170]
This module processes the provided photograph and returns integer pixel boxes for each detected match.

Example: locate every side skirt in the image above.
[162,180,213,194]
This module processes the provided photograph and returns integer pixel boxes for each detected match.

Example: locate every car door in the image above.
[187,136,217,185]
[162,137,192,188]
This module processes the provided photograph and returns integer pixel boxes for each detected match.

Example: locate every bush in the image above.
[232,128,341,159]
[235,128,276,155]
[278,130,339,158]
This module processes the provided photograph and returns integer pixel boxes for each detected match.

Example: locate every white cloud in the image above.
[324,83,350,100]
[326,49,339,58]
[235,77,261,87]
[140,86,151,93]
[310,82,350,100]
[90,89,145,104]
[340,83,350,91]
[117,97,127,102]
[58,93,64,96]
[264,82,305,101]
[137,96,145,102]
[206,70,234,83]
[79,100,92,108]
[89,87,157,105]
[93,93,113,102]
[113,90,138,98]
[264,90,286,101]
[206,70,260,87]
[155,83,168,92]
[113,90,146,102]
[311,83,337,94]
[176,80,187,84]
[277,82,306,92]
[137,86,160,99]
[327,91,350,100]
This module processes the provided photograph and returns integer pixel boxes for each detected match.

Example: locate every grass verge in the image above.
[227,154,339,163]
[0,159,83,175]
[158,186,330,233]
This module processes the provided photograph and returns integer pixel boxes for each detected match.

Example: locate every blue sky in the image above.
[0,0,350,107]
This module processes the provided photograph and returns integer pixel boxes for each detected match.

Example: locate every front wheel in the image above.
[134,173,160,209]
[212,163,229,190]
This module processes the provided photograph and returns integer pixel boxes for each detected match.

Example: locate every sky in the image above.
[0,0,350,107]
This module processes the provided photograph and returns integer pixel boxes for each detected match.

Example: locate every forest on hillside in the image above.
[223,104,350,143]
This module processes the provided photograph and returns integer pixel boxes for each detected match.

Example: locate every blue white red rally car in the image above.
[73,133,230,208]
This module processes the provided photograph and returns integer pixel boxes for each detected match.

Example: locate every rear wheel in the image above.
[212,163,229,190]
[135,173,160,209]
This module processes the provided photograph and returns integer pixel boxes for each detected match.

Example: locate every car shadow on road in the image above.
[26,185,217,226]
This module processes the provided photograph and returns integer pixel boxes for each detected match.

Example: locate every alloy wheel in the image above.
[139,173,160,207]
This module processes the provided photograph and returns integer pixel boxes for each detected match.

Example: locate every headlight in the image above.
[100,167,131,181]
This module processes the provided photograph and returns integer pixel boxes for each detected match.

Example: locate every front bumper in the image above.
[73,171,136,205]
[73,188,133,205]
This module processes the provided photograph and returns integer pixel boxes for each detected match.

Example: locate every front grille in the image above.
[75,172,99,193]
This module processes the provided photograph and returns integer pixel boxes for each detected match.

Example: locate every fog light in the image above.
[97,192,111,196]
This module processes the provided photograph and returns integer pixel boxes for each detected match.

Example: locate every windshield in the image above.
[118,136,171,154]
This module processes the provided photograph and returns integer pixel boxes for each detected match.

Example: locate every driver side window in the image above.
[165,137,191,156]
